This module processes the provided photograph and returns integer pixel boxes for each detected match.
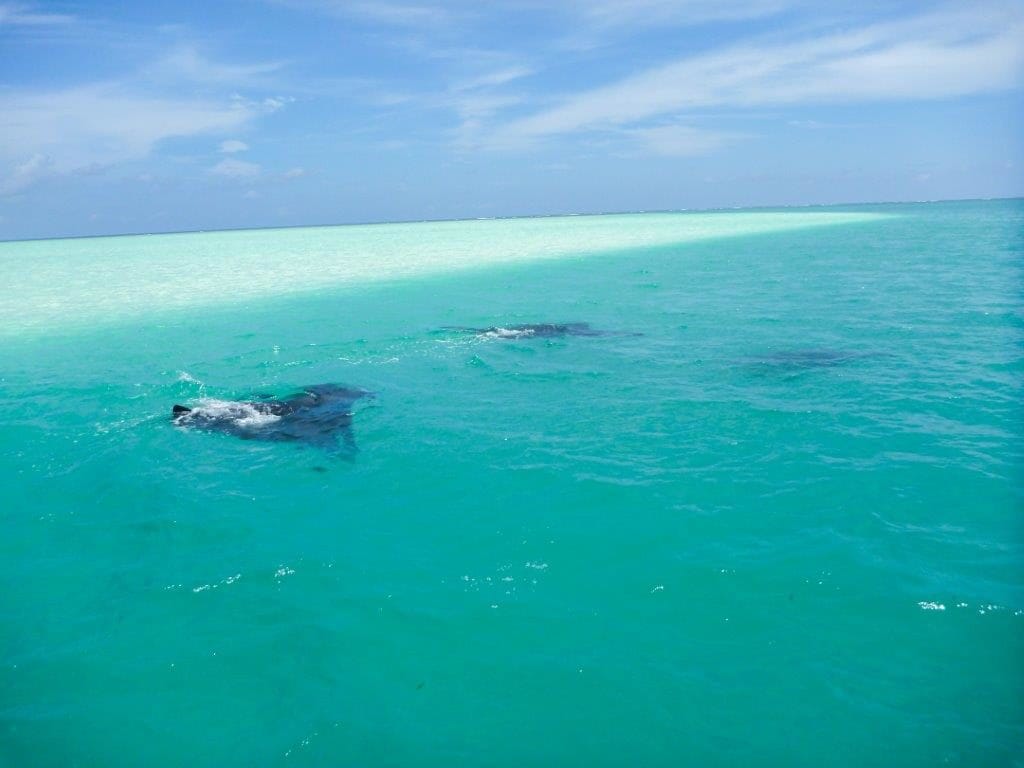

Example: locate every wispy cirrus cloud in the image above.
[0,86,281,195]
[0,2,74,26]
[269,0,800,37]
[547,0,812,51]
[344,1,459,27]
[442,66,535,149]
[625,124,741,157]
[147,46,286,87]
[0,153,52,195]
[450,65,534,92]
[268,0,462,28]
[486,6,1024,149]
[545,0,797,49]
[219,139,250,153]
[210,157,262,178]
[571,0,793,27]
[263,0,1023,162]
[0,85,258,164]
[0,39,291,195]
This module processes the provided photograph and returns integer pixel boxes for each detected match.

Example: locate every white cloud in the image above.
[626,124,738,156]
[488,7,1024,147]
[0,85,261,193]
[270,0,460,28]
[451,66,535,92]
[347,1,457,27]
[444,66,535,149]
[550,0,795,48]
[0,3,73,25]
[0,153,53,195]
[452,92,523,121]
[219,139,249,153]
[210,158,262,178]
[788,119,826,129]
[273,0,796,35]
[574,0,792,27]
[282,167,306,178]
[149,46,285,86]
[0,40,291,195]
[259,96,293,111]
[449,93,524,149]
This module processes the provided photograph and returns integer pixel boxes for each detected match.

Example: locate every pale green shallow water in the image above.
[0,201,1021,767]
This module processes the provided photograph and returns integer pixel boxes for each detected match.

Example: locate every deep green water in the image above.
[1,201,1021,767]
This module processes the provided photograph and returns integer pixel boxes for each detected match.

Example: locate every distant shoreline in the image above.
[1,196,1020,245]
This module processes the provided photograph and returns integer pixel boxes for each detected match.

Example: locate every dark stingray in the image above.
[440,322,639,339]
[171,384,372,451]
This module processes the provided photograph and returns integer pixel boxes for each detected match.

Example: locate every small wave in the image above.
[337,355,401,365]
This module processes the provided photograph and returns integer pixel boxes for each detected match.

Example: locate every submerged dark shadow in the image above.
[171,383,373,454]
[739,348,884,377]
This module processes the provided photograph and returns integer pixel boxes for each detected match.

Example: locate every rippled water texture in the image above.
[1,202,1021,766]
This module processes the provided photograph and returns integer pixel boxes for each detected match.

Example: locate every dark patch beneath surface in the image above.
[742,348,879,370]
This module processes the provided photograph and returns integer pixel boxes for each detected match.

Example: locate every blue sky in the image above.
[1,0,1022,239]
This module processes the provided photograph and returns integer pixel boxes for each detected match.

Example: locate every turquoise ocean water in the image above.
[1,200,1021,766]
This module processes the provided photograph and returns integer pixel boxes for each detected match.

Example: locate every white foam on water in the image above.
[183,398,282,429]
[0,210,888,336]
[190,573,242,594]
[484,327,535,339]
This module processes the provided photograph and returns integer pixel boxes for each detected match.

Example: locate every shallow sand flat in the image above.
[0,210,883,336]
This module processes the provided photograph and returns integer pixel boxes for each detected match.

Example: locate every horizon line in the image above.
[2,195,1021,245]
